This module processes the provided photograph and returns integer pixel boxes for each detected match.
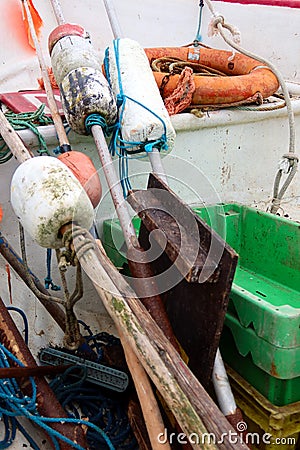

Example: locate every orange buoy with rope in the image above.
[144,46,279,112]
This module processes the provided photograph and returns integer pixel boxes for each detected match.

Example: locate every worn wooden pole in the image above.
[0,109,33,163]
[0,365,71,379]
[74,229,247,450]
[0,232,66,331]
[22,0,70,149]
[119,328,171,450]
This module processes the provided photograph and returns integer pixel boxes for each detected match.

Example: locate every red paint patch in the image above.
[0,90,63,116]
[216,0,300,7]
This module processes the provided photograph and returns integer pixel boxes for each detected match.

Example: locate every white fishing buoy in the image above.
[49,24,117,135]
[11,156,94,249]
[106,38,176,155]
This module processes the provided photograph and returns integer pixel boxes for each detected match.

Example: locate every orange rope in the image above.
[38,67,59,90]
[164,67,195,115]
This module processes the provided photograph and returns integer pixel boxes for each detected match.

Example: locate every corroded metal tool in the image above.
[128,173,238,388]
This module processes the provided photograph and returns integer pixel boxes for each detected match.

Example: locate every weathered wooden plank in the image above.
[127,174,238,388]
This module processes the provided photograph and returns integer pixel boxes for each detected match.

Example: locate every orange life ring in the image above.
[144,47,279,106]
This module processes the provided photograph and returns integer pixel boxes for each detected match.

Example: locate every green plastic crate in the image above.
[223,312,300,379]
[103,216,141,270]
[103,203,300,348]
[193,204,300,348]
[220,324,300,406]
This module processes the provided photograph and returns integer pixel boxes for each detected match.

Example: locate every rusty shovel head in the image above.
[127,173,238,388]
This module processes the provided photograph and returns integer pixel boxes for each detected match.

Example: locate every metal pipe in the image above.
[49,0,66,25]
[212,349,237,416]
[103,0,124,39]
[148,149,168,185]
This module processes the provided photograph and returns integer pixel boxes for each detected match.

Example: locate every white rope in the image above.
[204,0,298,214]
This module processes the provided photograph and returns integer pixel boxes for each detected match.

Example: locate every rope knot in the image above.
[208,15,241,45]
[208,15,224,37]
[85,114,112,137]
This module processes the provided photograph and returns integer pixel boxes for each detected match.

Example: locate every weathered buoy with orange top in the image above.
[48,23,117,135]
[11,156,94,249]
[145,46,279,106]
[21,0,103,209]
[58,151,102,208]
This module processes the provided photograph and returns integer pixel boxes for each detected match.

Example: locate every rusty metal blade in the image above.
[127,173,238,388]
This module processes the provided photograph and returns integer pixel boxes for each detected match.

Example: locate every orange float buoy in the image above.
[0,205,3,222]
[58,151,102,208]
[144,47,279,106]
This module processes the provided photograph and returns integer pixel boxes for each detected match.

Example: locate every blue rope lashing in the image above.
[104,39,171,197]
[105,39,169,154]
[85,114,114,137]
[44,248,60,291]
[194,0,204,44]
[52,125,72,155]
[119,149,132,198]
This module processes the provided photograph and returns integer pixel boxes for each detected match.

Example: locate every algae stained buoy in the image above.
[10,156,94,248]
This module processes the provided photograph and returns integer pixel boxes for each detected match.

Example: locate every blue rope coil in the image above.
[0,342,116,450]
[50,367,137,450]
[0,313,136,449]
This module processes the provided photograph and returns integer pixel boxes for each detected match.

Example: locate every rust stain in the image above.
[270,361,279,377]
[221,163,232,185]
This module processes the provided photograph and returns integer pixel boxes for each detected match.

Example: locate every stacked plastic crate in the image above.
[194,203,300,449]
